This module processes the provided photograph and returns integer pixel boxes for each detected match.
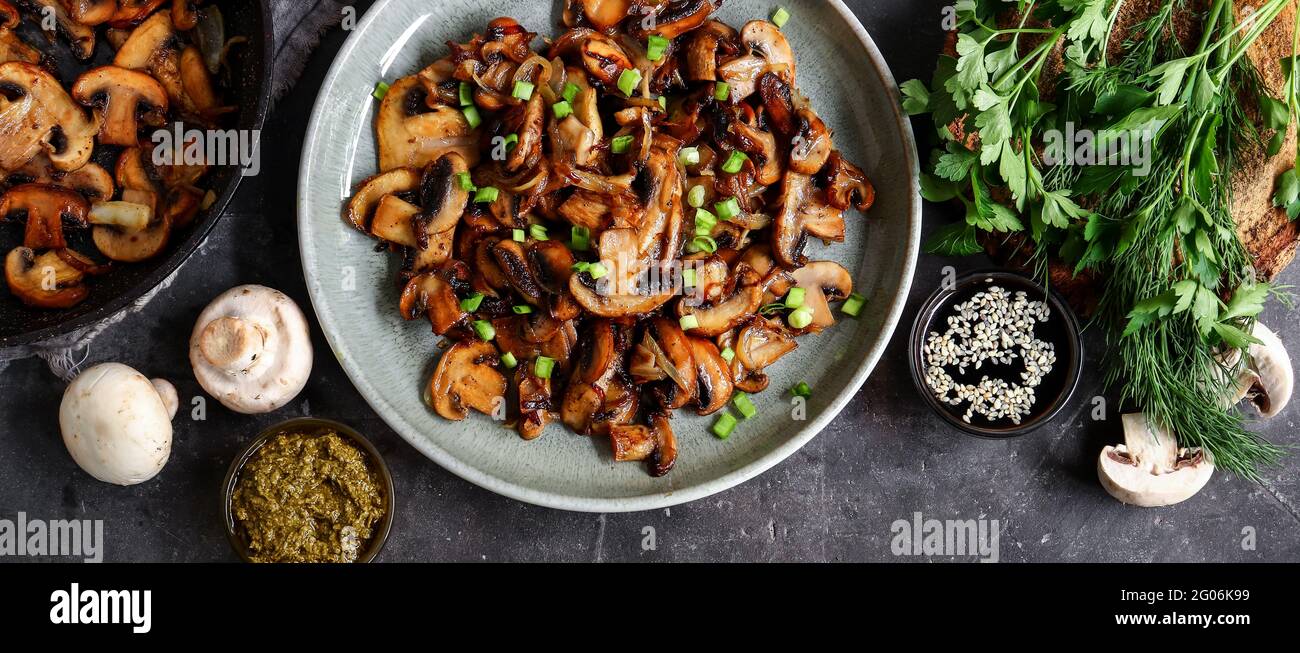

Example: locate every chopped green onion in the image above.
[529,224,549,241]
[658,95,668,111]
[695,223,714,238]
[462,105,483,129]
[842,293,867,317]
[502,133,519,151]
[682,268,697,287]
[733,393,757,419]
[512,80,535,101]
[473,320,496,342]
[617,68,642,97]
[500,352,518,369]
[373,81,391,100]
[687,184,707,208]
[512,228,526,242]
[791,381,812,398]
[588,262,609,279]
[535,356,555,379]
[455,172,475,192]
[771,7,791,28]
[570,226,590,251]
[714,82,730,102]
[458,82,474,107]
[690,236,718,254]
[611,135,635,154]
[552,100,573,119]
[571,262,591,273]
[647,34,670,61]
[785,287,806,309]
[512,304,534,315]
[460,292,485,312]
[679,314,699,331]
[562,82,580,103]
[474,186,500,203]
[720,151,748,174]
[679,147,700,166]
[788,305,814,329]
[714,197,741,220]
[712,413,738,439]
[695,208,717,229]
[720,347,736,363]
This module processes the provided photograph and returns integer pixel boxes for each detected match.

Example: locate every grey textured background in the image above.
[1,0,1297,563]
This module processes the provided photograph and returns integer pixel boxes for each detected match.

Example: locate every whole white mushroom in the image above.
[189,285,313,414]
[60,363,175,486]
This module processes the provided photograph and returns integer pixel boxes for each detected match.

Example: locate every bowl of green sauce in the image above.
[222,418,395,563]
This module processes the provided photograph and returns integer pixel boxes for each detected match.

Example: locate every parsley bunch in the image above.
[903,0,1296,477]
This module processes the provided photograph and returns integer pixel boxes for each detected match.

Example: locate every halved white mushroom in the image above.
[189,285,314,414]
[1097,414,1214,507]
[1240,323,1293,418]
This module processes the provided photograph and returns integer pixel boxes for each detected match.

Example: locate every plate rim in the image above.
[297,0,921,513]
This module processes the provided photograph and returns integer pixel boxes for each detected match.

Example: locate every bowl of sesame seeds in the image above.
[908,270,1083,438]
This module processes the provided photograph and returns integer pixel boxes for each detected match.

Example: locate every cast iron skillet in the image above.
[0,0,273,347]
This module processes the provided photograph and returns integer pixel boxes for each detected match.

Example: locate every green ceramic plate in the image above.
[298,0,920,512]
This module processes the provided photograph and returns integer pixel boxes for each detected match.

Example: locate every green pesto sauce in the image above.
[232,431,386,563]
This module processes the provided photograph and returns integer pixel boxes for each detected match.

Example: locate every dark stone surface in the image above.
[1,0,1297,563]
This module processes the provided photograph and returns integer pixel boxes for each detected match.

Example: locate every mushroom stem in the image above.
[199,316,268,374]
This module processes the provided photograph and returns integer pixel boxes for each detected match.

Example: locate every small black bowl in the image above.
[222,418,395,563]
[908,269,1083,438]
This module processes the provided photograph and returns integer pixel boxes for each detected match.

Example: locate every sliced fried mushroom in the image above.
[736,316,797,372]
[684,20,737,81]
[428,340,507,421]
[529,239,575,294]
[677,282,763,336]
[578,0,632,32]
[30,0,95,60]
[608,412,676,476]
[416,153,471,237]
[505,90,544,173]
[369,194,420,246]
[642,316,698,410]
[551,29,633,88]
[635,0,719,40]
[72,65,170,146]
[399,262,469,335]
[377,75,479,172]
[109,0,168,28]
[561,319,636,434]
[823,151,875,211]
[493,238,546,306]
[0,62,97,171]
[1098,414,1214,507]
[0,1,39,65]
[0,183,88,250]
[789,261,853,333]
[772,170,824,268]
[67,0,118,25]
[4,246,87,308]
[172,0,199,30]
[690,336,733,415]
[789,107,832,174]
[569,228,674,317]
[93,211,169,262]
[190,285,315,414]
[345,167,421,231]
[9,156,115,202]
[516,364,553,440]
[717,20,795,100]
